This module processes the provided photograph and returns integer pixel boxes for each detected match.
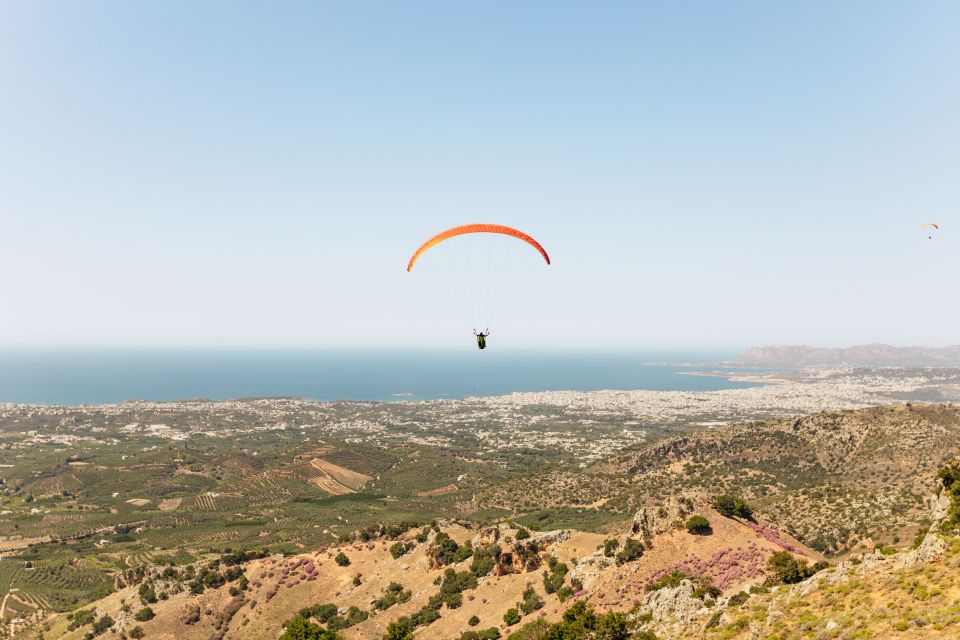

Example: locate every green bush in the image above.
[134,607,155,622]
[374,582,412,610]
[515,527,530,540]
[383,617,414,640]
[468,615,480,626]
[281,616,342,640]
[542,560,568,594]
[507,601,630,640]
[470,544,500,577]
[461,629,501,640]
[138,582,157,605]
[298,603,337,623]
[711,494,753,519]
[766,551,816,584]
[504,607,521,626]
[685,515,712,535]
[602,538,619,558]
[615,538,644,565]
[390,541,414,558]
[335,551,350,566]
[645,570,691,591]
[518,586,544,614]
[91,615,114,636]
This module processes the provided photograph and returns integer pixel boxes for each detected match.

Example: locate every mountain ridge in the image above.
[733,343,960,367]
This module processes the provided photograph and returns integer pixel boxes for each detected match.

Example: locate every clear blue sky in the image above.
[1,1,957,349]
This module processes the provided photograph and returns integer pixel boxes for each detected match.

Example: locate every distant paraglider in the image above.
[922,222,940,240]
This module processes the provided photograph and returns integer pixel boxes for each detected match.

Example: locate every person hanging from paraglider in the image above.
[473,329,490,350]
[406,224,550,351]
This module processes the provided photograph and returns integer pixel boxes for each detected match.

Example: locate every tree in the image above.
[280,616,342,640]
[711,494,753,519]
[685,515,712,535]
[766,551,815,584]
[503,607,521,626]
[383,617,414,640]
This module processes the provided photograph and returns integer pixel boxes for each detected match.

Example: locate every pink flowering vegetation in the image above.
[744,520,805,555]
[270,556,322,593]
[644,545,766,591]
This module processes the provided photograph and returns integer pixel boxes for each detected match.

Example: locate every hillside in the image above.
[734,344,960,367]
[42,500,820,640]
[483,404,960,555]
[4,403,960,639]
[37,450,960,640]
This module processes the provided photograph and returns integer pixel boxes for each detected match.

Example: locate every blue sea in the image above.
[0,349,759,405]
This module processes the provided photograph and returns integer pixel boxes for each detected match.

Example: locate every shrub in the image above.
[281,616,341,640]
[335,551,350,566]
[515,527,530,540]
[327,606,368,631]
[602,538,619,558]
[542,560,568,594]
[685,515,712,535]
[503,607,521,625]
[518,586,544,614]
[711,494,753,519]
[134,607,155,622]
[766,551,816,584]
[615,538,644,565]
[129,627,145,639]
[138,582,157,605]
[468,615,480,626]
[431,532,473,566]
[470,544,500,577]
[646,570,691,591]
[384,617,414,640]
[91,615,114,636]
[298,603,338,623]
[390,541,414,559]
[511,601,630,640]
[374,582,412,610]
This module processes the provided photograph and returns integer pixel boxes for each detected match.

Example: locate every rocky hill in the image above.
[483,404,960,555]
[13,404,960,640]
[37,447,960,640]
[733,343,960,367]
[42,500,819,640]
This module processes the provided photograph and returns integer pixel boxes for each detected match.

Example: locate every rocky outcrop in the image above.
[631,579,711,638]
[632,495,699,539]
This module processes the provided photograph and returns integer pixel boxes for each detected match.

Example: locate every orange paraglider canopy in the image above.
[407,224,551,272]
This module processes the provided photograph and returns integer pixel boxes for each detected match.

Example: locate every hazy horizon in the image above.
[3,2,958,349]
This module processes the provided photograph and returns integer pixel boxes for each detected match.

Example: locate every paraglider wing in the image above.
[922,223,940,230]
[406,224,551,271]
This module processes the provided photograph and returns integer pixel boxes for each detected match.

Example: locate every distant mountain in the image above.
[733,343,960,367]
